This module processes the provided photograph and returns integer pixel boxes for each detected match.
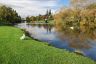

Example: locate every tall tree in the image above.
[0,5,21,25]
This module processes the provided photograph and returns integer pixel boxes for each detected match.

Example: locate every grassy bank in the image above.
[0,26,95,64]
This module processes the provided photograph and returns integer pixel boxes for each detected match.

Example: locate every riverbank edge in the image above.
[19,26,95,61]
[0,26,95,64]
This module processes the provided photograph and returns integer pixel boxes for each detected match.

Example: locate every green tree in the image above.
[26,16,31,23]
[0,5,21,25]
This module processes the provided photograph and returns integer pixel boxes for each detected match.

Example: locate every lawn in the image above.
[0,26,95,64]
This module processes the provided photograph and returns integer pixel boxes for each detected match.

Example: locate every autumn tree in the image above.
[54,0,96,31]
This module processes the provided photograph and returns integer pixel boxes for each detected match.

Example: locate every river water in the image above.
[16,23,96,61]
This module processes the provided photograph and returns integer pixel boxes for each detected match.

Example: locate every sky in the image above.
[0,0,70,17]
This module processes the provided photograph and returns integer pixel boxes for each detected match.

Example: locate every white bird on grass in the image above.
[20,34,25,40]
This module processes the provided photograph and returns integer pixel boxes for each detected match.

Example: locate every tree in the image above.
[70,0,96,8]
[86,3,96,9]
[25,9,53,23]
[54,0,96,31]
[0,5,21,25]
[26,16,30,23]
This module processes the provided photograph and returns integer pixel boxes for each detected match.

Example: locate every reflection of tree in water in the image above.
[30,24,42,28]
[43,24,53,33]
[56,25,96,49]
[31,24,53,33]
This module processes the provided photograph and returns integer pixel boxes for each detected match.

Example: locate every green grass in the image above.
[0,26,95,64]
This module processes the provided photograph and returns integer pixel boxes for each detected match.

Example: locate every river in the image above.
[16,23,96,61]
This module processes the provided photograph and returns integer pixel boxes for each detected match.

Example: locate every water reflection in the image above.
[16,23,96,61]
[30,24,54,34]
[56,26,96,49]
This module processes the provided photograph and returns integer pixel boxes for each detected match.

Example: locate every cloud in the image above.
[0,0,59,17]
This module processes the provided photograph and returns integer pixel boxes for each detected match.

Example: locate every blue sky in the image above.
[0,0,70,17]
[58,0,70,6]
